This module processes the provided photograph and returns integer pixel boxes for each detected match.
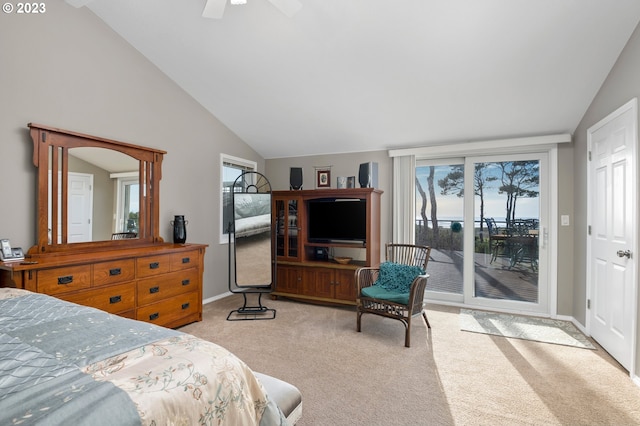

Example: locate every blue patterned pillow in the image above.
[374,262,425,293]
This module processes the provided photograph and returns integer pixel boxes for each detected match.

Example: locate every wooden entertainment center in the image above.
[272,188,382,305]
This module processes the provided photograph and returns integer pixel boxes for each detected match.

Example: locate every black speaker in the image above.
[290,167,303,190]
[358,162,378,188]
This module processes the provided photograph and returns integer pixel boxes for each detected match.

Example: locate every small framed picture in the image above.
[316,169,331,188]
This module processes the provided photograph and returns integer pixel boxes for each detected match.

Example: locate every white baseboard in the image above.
[203,291,233,305]
[553,314,589,336]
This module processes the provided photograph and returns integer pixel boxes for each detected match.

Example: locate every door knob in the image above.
[616,250,632,259]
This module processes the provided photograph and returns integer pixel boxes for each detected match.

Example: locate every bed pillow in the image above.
[234,194,271,218]
[374,261,425,293]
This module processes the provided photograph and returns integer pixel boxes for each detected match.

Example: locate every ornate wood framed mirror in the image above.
[28,123,166,254]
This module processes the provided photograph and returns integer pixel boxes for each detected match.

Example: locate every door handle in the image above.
[617,250,632,259]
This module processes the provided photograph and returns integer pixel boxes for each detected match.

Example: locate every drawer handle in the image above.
[181,257,191,264]
[58,275,73,285]
[182,279,190,286]
[149,312,159,321]
[109,295,122,304]
[181,302,190,310]
[149,286,160,294]
[109,268,122,276]
[149,262,160,269]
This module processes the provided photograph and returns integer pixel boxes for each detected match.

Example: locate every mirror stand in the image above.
[227,171,276,321]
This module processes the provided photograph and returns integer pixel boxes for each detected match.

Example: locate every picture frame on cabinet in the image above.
[316,169,331,188]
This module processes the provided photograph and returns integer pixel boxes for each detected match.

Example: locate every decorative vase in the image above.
[126,218,137,232]
[171,215,188,244]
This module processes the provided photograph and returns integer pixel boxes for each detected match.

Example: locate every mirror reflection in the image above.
[49,147,140,243]
[234,193,273,286]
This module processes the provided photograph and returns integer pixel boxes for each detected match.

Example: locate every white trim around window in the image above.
[220,154,257,244]
[388,134,571,158]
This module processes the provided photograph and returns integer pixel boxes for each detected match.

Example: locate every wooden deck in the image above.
[425,249,538,303]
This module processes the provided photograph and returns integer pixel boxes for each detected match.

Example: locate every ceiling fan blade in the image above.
[202,0,227,19]
[268,0,302,18]
[64,0,94,7]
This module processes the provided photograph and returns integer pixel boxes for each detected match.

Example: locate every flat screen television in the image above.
[307,198,367,243]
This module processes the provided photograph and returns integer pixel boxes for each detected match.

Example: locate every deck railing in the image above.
[415,218,537,251]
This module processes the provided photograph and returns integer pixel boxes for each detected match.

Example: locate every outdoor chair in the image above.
[484,217,505,263]
[355,243,431,347]
[505,218,539,271]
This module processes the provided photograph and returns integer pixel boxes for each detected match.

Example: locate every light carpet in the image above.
[460,309,596,349]
[180,296,640,425]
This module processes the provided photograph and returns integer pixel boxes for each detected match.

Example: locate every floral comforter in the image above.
[0,288,285,426]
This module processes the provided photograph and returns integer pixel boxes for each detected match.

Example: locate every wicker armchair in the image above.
[356,243,431,347]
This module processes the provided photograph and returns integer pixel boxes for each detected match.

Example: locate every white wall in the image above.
[0,3,263,299]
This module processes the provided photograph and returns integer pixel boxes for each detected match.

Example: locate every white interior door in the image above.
[587,98,637,372]
[67,172,93,243]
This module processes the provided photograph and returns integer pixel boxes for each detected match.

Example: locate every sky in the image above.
[415,161,539,223]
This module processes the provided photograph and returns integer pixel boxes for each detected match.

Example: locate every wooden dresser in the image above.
[4,124,207,329]
[0,243,207,329]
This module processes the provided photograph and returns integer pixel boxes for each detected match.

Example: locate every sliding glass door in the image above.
[417,159,465,303]
[417,152,549,313]
[465,153,548,313]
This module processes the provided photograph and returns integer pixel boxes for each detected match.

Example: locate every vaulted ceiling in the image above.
[70,0,640,158]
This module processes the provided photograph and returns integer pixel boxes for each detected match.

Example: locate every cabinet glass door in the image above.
[275,198,299,260]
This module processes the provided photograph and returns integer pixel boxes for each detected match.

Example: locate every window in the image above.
[113,172,139,234]
[220,154,257,244]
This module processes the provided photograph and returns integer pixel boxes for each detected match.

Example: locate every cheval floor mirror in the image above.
[227,171,276,320]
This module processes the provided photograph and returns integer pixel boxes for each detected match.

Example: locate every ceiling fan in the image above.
[202,0,302,19]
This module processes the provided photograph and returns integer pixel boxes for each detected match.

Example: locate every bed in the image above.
[234,193,272,238]
[0,287,301,425]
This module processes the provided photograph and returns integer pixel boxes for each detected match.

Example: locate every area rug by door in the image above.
[459,309,596,349]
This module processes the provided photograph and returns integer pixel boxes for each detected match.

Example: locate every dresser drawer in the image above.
[137,268,199,305]
[136,254,172,278]
[59,283,135,314]
[93,259,135,286]
[118,310,136,320]
[37,265,91,295]
[170,250,200,271]
[137,291,199,326]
